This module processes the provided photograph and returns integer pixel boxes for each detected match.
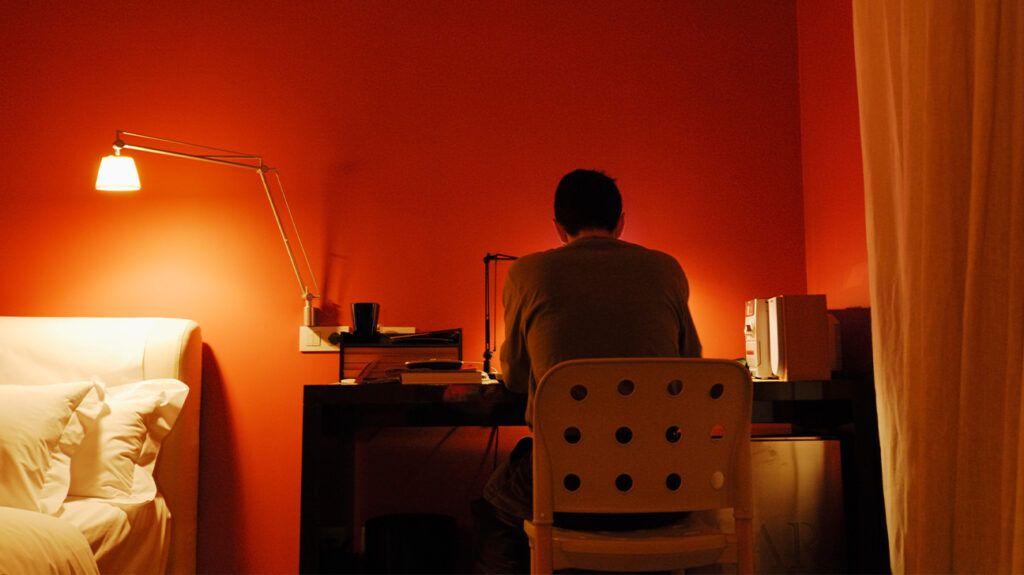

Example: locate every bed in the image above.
[0,317,201,574]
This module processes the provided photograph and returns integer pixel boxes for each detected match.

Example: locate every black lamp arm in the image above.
[483,252,518,376]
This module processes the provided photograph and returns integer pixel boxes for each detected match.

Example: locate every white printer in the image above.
[744,294,833,381]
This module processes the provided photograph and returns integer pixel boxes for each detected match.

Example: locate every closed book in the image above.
[399,369,486,385]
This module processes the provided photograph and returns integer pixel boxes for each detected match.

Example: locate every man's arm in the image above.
[499,266,530,394]
[680,302,703,358]
[676,265,703,358]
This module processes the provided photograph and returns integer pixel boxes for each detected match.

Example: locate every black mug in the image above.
[351,302,380,338]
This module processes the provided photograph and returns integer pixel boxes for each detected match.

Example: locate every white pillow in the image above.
[69,379,188,499]
[0,380,103,514]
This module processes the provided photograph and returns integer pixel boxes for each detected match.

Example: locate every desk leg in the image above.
[300,403,357,573]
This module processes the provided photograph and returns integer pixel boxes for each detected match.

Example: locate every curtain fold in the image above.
[852,1,1024,573]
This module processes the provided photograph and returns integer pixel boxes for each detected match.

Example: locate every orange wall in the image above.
[0,2,813,572]
[797,0,870,308]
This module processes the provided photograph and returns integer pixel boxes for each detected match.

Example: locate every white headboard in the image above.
[0,316,202,574]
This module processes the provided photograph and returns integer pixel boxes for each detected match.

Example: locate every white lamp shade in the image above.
[95,155,141,191]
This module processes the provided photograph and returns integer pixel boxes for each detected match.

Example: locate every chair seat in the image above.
[524,519,730,572]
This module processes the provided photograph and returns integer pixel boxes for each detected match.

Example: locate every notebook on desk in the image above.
[396,369,487,385]
[355,361,486,385]
[388,328,462,345]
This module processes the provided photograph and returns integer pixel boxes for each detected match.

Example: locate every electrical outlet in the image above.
[298,326,349,352]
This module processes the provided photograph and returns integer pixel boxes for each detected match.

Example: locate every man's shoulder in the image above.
[506,249,545,274]
[623,241,679,262]
[508,244,573,272]
[512,239,683,275]
[605,239,685,272]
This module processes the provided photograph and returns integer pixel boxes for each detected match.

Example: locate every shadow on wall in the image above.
[315,251,353,327]
[196,344,244,571]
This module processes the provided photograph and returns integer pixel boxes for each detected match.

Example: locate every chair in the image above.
[523,358,753,574]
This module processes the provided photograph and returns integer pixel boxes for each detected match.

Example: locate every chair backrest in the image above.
[532,358,752,524]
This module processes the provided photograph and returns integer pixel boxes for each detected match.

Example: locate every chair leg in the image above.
[532,524,553,575]
[736,517,754,575]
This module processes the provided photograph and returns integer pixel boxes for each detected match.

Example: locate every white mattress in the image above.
[60,493,171,575]
[0,505,99,575]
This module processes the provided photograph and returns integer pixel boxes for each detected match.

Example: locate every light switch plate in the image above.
[298,326,349,352]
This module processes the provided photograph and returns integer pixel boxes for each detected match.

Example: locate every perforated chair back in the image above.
[529,358,753,574]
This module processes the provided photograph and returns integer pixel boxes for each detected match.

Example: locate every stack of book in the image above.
[397,368,487,385]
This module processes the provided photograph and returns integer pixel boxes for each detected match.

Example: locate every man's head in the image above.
[553,169,624,241]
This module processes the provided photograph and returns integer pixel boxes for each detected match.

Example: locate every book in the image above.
[398,369,486,385]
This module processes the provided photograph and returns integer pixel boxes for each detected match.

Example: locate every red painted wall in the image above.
[797,0,870,308]
[0,2,814,572]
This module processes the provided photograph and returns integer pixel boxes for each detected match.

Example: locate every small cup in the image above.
[351,302,380,338]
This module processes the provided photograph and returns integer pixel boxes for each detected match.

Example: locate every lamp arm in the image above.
[484,256,492,375]
[258,167,320,320]
[482,252,518,376]
[483,253,518,262]
[117,131,262,166]
[112,131,321,325]
[120,143,261,171]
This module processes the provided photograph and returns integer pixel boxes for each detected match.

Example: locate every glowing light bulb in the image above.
[95,154,141,191]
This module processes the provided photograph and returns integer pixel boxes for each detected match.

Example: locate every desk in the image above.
[300,383,525,573]
[299,379,886,574]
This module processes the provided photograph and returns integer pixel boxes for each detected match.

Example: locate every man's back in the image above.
[500,236,701,426]
[477,169,702,573]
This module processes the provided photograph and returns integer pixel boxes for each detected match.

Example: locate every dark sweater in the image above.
[499,236,701,427]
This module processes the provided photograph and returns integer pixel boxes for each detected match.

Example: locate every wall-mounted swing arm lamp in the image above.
[96,130,321,326]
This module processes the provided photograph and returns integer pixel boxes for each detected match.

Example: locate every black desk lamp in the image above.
[483,252,517,378]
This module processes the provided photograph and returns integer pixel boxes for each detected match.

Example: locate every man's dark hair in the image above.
[553,169,622,236]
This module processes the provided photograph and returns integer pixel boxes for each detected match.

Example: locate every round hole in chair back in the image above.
[615,426,633,444]
[615,474,633,492]
[666,473,682,491]
[564,426,582,444]
[617,379,635,396]
[563,473,582,491]
[570,385,588,401]
[709,383,725,399]
[665,425,682,443]
[666,379,684,395]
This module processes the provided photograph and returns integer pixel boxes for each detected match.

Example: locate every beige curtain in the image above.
[852,1,1024,573]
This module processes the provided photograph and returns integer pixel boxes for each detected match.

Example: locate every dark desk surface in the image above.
[303,382,527,427]
[304,377,857,403]
[300,377,882,574]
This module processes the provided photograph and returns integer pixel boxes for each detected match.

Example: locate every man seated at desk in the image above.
[477,168,702,573]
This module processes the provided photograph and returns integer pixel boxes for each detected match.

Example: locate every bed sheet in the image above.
[0,505,100,575]
[60,492,171,575]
